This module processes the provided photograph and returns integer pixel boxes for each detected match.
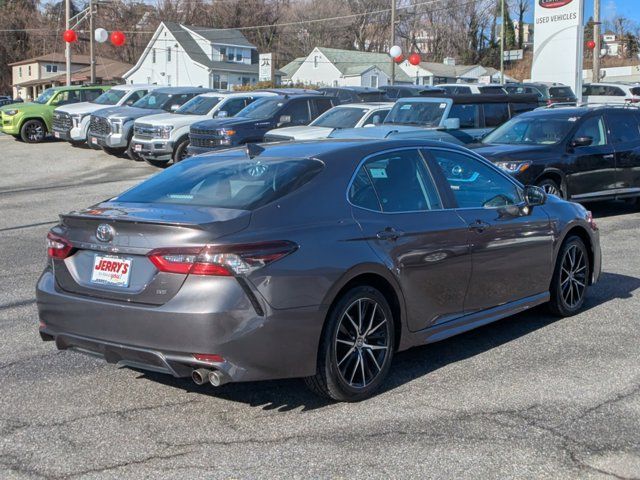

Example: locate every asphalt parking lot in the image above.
[1,134,639,479]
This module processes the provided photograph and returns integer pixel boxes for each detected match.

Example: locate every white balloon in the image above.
[389,45,402,58]
[94,28,109,43]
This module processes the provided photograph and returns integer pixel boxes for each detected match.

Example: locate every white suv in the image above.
[582,83,640,104]
[131,91,277,166]
[52,84,154,145]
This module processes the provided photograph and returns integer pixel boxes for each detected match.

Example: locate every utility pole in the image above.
[65,0,71,86]
[89,0,95,84]
[593,0,601,83]
[500,0,505,84]
[390,0,396,85]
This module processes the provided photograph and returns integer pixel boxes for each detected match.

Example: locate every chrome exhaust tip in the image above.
[191,368,211,385]
[208,369,230,387]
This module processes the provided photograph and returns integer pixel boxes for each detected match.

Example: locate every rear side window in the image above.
[631,87,640,96]
[349,149,442,212]
[281,99,311,124]
[82,89,104,101]
[312,97,336,118]
[483,103,509,127]
[125,90,147,106]
[449,104,481,128]
[117,157,324,210]
[607,112,640,144]
[479,86,505,94]
[510,102,538,116]
[221,98,249,117]
[164,93,195,111]
[605,86,625,96]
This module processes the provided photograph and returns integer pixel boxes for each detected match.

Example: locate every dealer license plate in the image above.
[90,255,132,288]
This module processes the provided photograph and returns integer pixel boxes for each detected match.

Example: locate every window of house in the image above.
[167,74,172,86]
[314,56,319,68]
[18,67,22,78]
[152,49,156,63]
[370,75,379,88]
[28,66,31,76]
[167,47,172,62]
[220,47,226,60]
[45,64,58,73]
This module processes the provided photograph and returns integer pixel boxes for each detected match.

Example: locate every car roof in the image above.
[152,86,213,94]
[516,105,638,118]
[319,86,383,93]
[400,93,539,104]
[334,102,394,109]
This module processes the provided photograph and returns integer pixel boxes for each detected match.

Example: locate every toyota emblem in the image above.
[96,224,115,243]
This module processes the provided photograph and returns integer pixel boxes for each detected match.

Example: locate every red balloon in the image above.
[110,31,126,47]
[394,54,404,64]
[408,53,421,66]
[586,40,596,50]
[62,29,77,43]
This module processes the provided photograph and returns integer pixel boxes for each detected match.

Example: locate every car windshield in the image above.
[132,92,172,110]
[176,96,224,115]
[383,101,447,126]
[483,116,577,145]
[311,107,368,128]
[92,89,127,105]
[116,156,324,210]
[34,88,57,104]
[236,97,285,119]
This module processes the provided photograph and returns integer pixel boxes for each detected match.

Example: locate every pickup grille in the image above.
[189,127,223,148]
[134,123,155,140]
[89,115,110,136]
[190,127,216,136]
[52,112,72,131]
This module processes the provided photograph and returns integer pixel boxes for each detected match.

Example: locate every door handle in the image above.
[376,227,405,241]
[603,154,615,160]
[468,220,491,233]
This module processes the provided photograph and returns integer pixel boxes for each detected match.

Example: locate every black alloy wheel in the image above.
[20,119,46,143]
[549,236,589,316]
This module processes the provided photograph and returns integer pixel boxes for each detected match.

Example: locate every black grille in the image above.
[52,112,72,131]
[189,136,221,148]
[190,128,216,136]
[134,123,155,140]
[89,115,110,136]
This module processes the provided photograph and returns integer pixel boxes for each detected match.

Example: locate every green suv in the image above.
[0,85,110,143]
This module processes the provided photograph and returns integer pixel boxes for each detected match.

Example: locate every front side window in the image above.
[220,97,252,117]
[133,92,173,109]
[34,88,56,104]
[92,89,127,105]
[52,90,81,106]
[573,115,607,146]
[384,100,448,127]
[350,149,442,212]
[117,157,324,210]
[430,150,521,208]
[362,109,390,126]
[449,104,481,128]
[124,90,147,106]
[483,116,576,145]
[237,97,285,119]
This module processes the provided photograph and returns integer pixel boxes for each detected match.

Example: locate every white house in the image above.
[399,58,504,85]
[123,22,280,90]
[283,47,413,87]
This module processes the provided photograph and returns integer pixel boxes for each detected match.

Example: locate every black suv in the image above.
[317,86,385,104]
[188,94,336,155]
[378,85,445,100]
[504,83,577,106]
[472,105,640,202]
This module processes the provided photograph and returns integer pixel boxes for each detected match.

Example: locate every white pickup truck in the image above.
[130,91,277,167]
[51,84,154,145]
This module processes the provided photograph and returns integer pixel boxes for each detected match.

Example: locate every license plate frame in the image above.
[134,143,142,152]
[90,254,132,288]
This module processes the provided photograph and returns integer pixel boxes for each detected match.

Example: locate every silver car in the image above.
[37,139,601,401]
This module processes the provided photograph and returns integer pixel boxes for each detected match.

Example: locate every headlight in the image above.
[72,113,85,127]
[3,109,18,116]
[154,125,173,139]
[109,119,123,134]
[495,161,531,174]
[217,128,236,145]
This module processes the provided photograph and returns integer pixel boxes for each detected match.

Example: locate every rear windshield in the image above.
[311,107,368,128]
[549,87,575,98]
[384,100,447,126]
[116,156,324,210]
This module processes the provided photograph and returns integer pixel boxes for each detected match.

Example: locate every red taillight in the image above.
[47,232,74,259]
[193,353,224,363]
[626,98,640,104]
[148,241,298,276]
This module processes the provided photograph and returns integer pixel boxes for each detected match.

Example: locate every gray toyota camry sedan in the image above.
[37,139,601,401]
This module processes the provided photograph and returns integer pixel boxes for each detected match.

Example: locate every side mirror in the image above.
[523,185,547,207]
[216,110,228,118]
[442,118,460,130]
[570,136,593,148]
[278,115,292,127]
[170,104,180,112]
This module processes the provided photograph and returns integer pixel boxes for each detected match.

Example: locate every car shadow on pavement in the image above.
[136,271,640,412]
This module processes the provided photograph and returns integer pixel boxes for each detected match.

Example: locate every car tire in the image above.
[548,235,590,317]
[102,146,126,156]
[144,158,170,169]
[537,178,564,198]
[172,138,190,164]
[20,119,46,143]
[305,286,395,402]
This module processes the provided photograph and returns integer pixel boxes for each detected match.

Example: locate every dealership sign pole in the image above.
[531,0,585,98]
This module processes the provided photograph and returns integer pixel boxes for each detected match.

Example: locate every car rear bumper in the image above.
[36,269,323,382]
